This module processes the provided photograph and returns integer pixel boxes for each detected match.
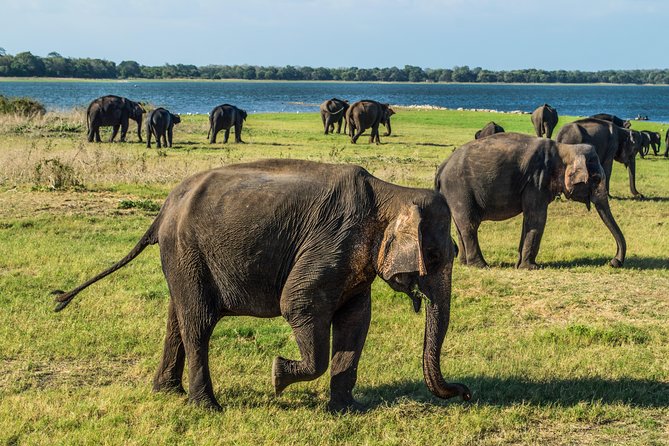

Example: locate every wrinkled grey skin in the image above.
[531,104,559,138]
[347,100,395,144]
[436,133,626,269]
[86,95,145,143]
[52,159,471,413]
[556,118,642,198]
[474,121,505,139]
[639,130,661,156]
[208,104,248,143]
[146,108,181,149]
[320,98,349,134]
[590,113,632,129]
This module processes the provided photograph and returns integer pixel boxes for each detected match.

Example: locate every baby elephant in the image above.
[436,133,626,269]
[208,104,247,143]
[146,108,181,148]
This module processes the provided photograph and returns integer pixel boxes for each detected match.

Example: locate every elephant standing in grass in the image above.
[208,104,247,144]
[531,104,558,138]
[86,95,145,143]
[556,118,642,198]
[53,159,471,413]
[640,130,661,156]
[320,98,349,134]
[347,100,395,144]
[436,133,626,269]
[474,122,504,139]
[146,107,180,149]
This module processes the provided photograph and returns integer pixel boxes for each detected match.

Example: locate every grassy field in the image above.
[0,109,667,445]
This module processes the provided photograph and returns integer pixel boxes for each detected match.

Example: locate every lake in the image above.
[1,80,669,122]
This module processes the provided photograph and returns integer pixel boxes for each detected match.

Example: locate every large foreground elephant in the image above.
[531,103,558,138]
[86,95,145,143]
[53,159,471,413]
[347,100,395,144]
[436,133,626,269]
[556,118,642,197]
[146,107,181,148]
[320,98,349,134]
[208,104,247,143]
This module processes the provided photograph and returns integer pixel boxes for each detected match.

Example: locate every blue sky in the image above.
[1,0,665,70]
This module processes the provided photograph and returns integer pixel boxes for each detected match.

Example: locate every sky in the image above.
[0,0,666,71]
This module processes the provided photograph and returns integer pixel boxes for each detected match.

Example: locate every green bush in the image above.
[0,95,46,116]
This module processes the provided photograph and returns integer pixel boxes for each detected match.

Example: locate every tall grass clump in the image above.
[0,95,46,116]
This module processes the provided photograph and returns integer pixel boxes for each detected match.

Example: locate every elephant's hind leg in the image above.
[153,299,186,395]
[328,290,371,413]
[453,214,487,268]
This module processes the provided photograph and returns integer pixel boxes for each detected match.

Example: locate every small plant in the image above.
[118,199,161,213]
[329,145,345,160]
[32,158,84,191]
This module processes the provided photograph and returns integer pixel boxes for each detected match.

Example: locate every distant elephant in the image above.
[589,113,631,129]
[556,118,642,198]
[320,98,349,134]
[347,100,395,144]
[640,130,661,156]
[208,104,247,143]
[86,95,145,143]
[146,107,181,149]
[474,121,505,139]
[52,159,471,413]
[531,104,558,138]
[436,133,626,269]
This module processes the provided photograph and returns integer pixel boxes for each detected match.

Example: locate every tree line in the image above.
[1,50,669,84]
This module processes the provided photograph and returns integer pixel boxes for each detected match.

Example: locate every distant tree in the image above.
[0,48,6,56]
[404,65,426,82]
[118,60,141,78]
[10,52,46,76]
[47,51,62,58]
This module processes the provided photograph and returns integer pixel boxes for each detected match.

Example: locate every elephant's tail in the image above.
[51,212,164,312]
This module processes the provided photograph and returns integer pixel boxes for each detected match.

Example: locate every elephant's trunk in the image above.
[136,115,143,142]
[626,158,642,197]
[591,181,626,267]
[419,267,471,401]
[384,118,392,136]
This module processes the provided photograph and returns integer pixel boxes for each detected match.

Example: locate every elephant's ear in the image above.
[564,153,589,194]
[377,205,427,281]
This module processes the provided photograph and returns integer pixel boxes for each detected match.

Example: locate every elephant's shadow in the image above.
[356,376,669,410]
[492,256,668,270]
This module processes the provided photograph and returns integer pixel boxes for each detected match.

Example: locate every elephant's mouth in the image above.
[387,272,426,313]
[565,182,591,208]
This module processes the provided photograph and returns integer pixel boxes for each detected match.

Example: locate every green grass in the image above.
[0,109,668,445]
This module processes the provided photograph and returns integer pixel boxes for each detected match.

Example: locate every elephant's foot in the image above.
[272,356,291,396]
[516,261,540,270]
[327,398,367,414]
[467,258,489,268]
[153,379,186,395]
[610,258,624,268]
[632,193,645,200]
[188,392,222,412]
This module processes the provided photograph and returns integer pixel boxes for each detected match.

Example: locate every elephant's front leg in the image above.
[516,195,548,269]
[329,290,371,413]
[110,124,120,142]
[223,128,231,144]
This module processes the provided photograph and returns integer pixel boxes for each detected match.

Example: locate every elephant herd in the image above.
[58,96,663,413]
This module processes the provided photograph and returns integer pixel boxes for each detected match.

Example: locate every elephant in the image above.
[86,95,145,143]
[208,104,247,144]
[474,121,505,139]
[640,130,661,156]
[347,100,395,144]
[665,128,669,157]
[146,107,181,149]
[436,133,626,269]
[320,98,349,135]
[531,103,559,138]
[52,159,471,413]
[556,118,642,198]
[590,113,631,129]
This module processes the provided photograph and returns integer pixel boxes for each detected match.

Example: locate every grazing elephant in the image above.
[52,159,471,413]
[208,104,247,143]
[474,121,505,139]
[146,108,181,149]
[347,100,395,144]
[86,95,145,143]
[531,104,559,138]
[436,133,626,269]
[320,98,349,134]
[556,118,642,198]
[590,113,631,129]
[640,130,661,156]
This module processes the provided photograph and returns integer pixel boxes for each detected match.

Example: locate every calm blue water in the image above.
[2,81,669,122]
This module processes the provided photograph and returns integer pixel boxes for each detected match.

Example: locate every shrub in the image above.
[0,95,46,116]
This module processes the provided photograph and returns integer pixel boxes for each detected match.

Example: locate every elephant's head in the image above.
[382,104,395,136]
[556,142,626,266]
[376,193,471,401]
[172,114,181,125]
[616,129,641,164]
[239,109,248,122]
